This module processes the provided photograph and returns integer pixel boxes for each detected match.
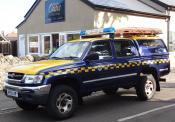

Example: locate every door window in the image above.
[114,40,139,57]
[89,41,112,60]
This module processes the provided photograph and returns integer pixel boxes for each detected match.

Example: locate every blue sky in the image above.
[0,0,35,34]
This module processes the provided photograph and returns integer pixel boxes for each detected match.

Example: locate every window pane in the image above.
[114,40,139,57]
[29,36,39,53]
[30,48,38,53]
[67,34,80,42]
[137,40,168,56]
[90,41,112,60]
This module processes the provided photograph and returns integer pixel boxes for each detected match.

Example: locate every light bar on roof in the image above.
[80,27,116,37]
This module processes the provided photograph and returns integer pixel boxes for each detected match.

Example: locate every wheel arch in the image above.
[141,67,160,91]
[48,76,82,94]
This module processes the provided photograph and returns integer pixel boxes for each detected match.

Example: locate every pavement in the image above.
[0,71,175,122]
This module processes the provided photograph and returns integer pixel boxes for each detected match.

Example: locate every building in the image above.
[17,0,170,57]
[0,33,11,55]
[6,32,18,56]
[150,0,175,51]
[0,32,18,56]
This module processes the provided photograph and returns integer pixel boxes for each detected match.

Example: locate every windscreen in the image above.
[50,42,90,60]
[137,39,168,56]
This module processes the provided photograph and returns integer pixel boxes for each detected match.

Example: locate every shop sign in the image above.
[45,0,65,23]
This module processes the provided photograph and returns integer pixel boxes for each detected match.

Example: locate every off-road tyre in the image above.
[47,85,78,120]
[136,74,156,101]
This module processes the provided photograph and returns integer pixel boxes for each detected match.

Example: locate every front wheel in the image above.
[136,74,156,101]
[15,100,38,110]
[47,85,78,120]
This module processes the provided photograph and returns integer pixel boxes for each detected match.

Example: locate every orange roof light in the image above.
[116,27,162,37]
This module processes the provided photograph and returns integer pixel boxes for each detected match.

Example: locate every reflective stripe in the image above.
[83,73,137,84]
[43,58,169,79]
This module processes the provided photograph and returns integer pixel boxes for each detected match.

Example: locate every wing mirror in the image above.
[85,53,99,61]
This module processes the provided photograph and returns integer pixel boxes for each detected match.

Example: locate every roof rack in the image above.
[116,27,162,38]
[80,27,116,39]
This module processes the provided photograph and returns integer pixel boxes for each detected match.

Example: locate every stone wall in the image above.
[0,54,34,90]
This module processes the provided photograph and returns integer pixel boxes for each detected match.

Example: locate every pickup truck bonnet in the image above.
[8,60,74,75]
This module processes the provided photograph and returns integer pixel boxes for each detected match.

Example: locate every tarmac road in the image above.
[0,72,175,122]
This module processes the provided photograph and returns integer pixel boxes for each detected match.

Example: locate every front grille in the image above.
[8,72,24,80]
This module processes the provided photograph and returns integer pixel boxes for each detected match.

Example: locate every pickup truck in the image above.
[3,28,170,119]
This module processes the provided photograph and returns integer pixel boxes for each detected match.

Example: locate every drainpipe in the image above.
[167,9,170,51]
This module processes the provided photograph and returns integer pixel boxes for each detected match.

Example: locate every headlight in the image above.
[25,75,44,84]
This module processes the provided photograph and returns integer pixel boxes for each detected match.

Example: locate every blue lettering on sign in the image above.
[45,0,65,23]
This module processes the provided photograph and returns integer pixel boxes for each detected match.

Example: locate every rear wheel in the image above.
[47,85,78,120]
[136,74,156,101]
[103,87,118,95]
[15,100,38,110]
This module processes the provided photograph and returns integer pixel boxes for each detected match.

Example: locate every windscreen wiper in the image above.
[62,56,79,60]
[49,57,63,60]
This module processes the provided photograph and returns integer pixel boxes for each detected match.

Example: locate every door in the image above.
[82,40,114,90]
[42,34,52,55]
[113,39,140,86]
[18,35,26,57]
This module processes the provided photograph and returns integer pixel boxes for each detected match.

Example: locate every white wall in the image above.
[169,11,175,51]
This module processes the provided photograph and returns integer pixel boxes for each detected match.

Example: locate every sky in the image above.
[0,0,36,34]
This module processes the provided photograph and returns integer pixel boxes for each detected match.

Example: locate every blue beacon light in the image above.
[80,27,116,37]
[103,27,116,33]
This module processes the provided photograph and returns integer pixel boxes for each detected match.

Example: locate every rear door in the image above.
[112,39,141,86]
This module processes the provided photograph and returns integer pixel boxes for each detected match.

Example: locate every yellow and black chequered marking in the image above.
[43,59,169,79]
[142,59,170,65]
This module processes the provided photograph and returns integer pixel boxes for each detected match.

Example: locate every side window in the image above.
[89,41,112,60]
[137,39,168,56]
[114,40,139,57]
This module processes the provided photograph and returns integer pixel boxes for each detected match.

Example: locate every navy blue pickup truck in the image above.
[3,28,170,119]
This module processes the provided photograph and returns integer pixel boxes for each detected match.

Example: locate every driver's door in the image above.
[82,40,114,91]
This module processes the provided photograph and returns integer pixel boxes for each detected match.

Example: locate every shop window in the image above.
[28,36,39,54]
[67,34,80,42]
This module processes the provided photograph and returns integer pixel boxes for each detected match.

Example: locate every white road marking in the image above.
[0,110,21,116]
[0,110,21,115]
[1,107,17,111]
[117,103,175,122]
[0,107,20,116]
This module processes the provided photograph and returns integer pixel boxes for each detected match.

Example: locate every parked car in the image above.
[3,28,170,120]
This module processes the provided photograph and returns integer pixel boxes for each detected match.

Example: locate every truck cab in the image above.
[3,27,170,120]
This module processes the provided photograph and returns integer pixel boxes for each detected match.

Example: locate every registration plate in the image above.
[7,89,18,98]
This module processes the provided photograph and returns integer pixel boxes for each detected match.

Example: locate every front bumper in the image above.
[3,83,51,105]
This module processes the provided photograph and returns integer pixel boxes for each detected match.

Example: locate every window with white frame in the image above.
[28,35,40,54]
